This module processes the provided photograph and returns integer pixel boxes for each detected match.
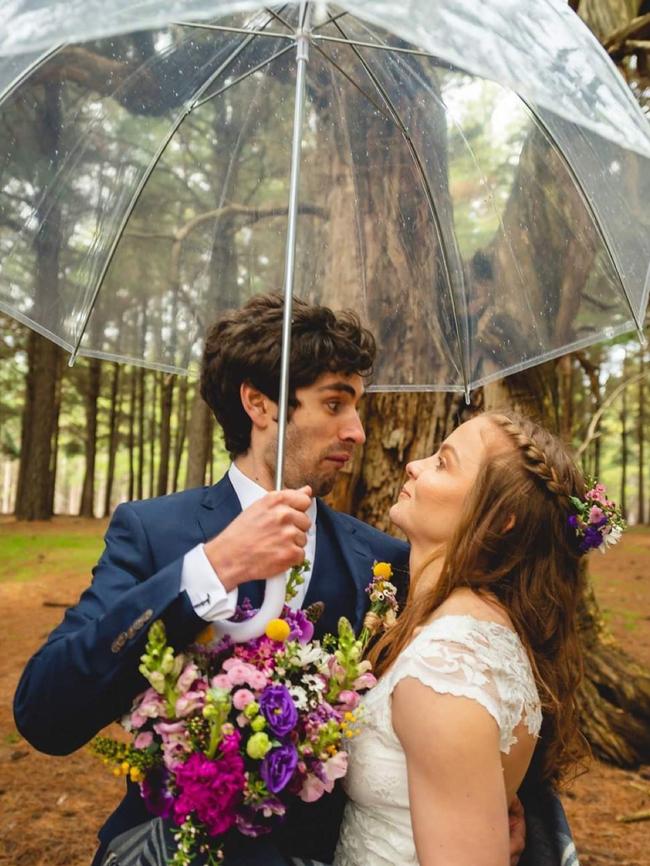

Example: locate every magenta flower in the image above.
[588,505,606,525]
[173,751,245,837]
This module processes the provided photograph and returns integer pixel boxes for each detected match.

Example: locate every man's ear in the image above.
[240,382,273,431]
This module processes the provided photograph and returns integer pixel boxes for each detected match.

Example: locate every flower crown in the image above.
[568,482,625,554]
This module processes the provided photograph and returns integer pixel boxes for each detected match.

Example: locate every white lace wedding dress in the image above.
[332,614,543,866]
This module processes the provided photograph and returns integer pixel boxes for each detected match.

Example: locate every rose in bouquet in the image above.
[91,562,398,865]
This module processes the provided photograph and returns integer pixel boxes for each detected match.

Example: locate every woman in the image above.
[333,411,610,866]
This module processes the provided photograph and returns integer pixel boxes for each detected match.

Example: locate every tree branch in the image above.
[576,370,648,457]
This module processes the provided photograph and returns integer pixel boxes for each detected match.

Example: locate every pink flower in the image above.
[322,751,348,785]
[353,672,377,690]
[298,773,328,803]
[176,662,200,695]
[233,688,256,710]
[337,690,360,710]
[588,505,606,525]
[130,688,165,728]
[211,674,231,690]
[154,720,192,770]
[221,659,268,690]
[175,686,206,718]
[134,731,154,749]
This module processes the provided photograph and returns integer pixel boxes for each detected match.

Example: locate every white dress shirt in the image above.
[180,463,318,622]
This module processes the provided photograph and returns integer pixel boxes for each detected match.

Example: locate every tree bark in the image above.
[620,356,628,519]
[638,346,646,523]
[172,376,189,493]
[15,333,61,520]
[148,373,157,498]
[156,374,175,497]
[14,82,63,522]
[185,384,213,489]
[79,357,101,517]
[103,363,122,517]
[128,368,136,501]
[137,366,145,500]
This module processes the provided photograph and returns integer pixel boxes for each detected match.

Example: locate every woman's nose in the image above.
[405,460,419,479]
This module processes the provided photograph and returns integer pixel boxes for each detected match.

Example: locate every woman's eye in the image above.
[436,456,445,470]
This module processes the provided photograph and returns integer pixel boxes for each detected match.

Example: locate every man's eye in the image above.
[327,401,341,412]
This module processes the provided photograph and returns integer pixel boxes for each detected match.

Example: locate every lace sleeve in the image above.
[387,615,542,753]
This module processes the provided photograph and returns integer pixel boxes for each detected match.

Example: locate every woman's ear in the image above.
[240,382,272,431]
[502,513,516,533]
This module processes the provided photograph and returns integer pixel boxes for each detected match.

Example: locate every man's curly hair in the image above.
[200,293,376,456]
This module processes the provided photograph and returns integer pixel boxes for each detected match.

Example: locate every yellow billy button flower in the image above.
[373,561,393,580]
[129,767,143,783]
[265,618,291,642]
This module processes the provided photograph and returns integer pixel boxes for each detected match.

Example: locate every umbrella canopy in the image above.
[1,0,649,397]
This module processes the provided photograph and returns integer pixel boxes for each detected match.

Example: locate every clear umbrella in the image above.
[1,0,649,636]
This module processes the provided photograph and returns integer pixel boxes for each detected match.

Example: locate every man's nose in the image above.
[341,410,366,445]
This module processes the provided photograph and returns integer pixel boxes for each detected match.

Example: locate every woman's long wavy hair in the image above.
[367,411,590,787]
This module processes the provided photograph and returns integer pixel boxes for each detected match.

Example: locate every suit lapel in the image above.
[198,473,266,609]
[316,501,375,630]
[197,473,242,544]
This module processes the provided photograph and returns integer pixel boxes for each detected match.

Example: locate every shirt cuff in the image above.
[180,544,239,622]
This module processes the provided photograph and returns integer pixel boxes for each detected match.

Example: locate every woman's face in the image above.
[390,416,507,552]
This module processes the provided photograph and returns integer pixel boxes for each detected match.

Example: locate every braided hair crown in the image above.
[487,412,582,513]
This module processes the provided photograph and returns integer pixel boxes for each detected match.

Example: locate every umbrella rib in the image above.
[522,99,646,342]
[263,6,295,32]
[310,43,394,123]
[312,33,437,59]
[332,21,471,398]
[68,14,280,365]
[173,21,294,40]
[193,43,294,109]
[313,10,349,32]
[0,43,67,108]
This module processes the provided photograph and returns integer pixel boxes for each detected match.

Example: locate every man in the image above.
[14,293,410,865]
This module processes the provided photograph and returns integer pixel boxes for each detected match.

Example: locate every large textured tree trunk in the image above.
[14,82,64,521]
[15,333,62,520]
[79,358,102,517]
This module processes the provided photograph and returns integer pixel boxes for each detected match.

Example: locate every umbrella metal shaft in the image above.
[275,3,310,491]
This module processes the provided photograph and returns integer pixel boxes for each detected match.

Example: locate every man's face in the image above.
[265,372,366,496]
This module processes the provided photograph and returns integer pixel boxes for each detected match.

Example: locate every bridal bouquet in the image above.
[91,562,398,865]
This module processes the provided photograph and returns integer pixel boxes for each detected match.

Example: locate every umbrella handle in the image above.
[210,573,287,642]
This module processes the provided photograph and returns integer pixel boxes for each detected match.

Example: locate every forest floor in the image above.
[0,517,648,866]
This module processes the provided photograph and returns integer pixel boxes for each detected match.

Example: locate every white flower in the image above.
[288,685,308,710]
[294,644,324,667]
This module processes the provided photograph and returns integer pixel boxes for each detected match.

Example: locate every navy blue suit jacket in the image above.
[14,474,409,864]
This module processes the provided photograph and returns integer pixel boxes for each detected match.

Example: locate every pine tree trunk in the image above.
[620,355,628,519]
[638,346,645,524]
[14,82,63,522]
[103,363,121,516]
[15,333,61,520]
[136,366,145,500]
[148,373,157,498]
[126,368,136,501]
[79,358,101,517]
[48,353,64,515]
[185,384,213,489]
[157,374,175,496]
[172,376,189,492]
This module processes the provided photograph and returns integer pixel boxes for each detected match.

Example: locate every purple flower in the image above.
[260,743,298,793]
[173,751,245,837]
[283,607,315,643]
[580,525,603,553]
[141,767,174,819]
[567,515,579,529]
[259,685,298,737]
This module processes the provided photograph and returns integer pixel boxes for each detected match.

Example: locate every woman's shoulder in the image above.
[419,588,515,635]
